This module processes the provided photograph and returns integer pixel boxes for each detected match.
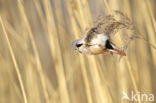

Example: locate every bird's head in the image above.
[72,36,90,54]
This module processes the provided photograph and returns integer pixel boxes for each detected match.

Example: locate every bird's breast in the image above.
[89,45,108,55]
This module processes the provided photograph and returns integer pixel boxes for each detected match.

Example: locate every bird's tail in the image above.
[113,48,126,56]
[109,41,126,56]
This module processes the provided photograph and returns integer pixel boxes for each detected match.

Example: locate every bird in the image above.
[72,11,138,56]
[72,29,126,56]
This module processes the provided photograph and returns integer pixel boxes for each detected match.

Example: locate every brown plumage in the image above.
[72,11,140,56]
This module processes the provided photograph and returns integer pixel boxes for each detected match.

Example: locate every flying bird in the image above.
[72,11,139,56]
[72,28,126,56]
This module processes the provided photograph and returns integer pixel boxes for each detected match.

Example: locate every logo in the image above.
[122,91,154,102]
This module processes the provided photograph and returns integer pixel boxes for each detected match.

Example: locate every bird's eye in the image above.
[76,43,83,47]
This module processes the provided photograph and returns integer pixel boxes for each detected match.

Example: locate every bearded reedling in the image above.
[72,32,126,56]
[72,11,141,56]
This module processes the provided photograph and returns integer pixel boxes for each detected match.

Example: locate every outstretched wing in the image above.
[93,11,141,50]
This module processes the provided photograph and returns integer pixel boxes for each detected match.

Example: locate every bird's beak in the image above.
[72,40,79,50]
[75,47,78,50]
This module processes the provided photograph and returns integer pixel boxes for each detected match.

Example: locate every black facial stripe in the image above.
[106,40,114,50]
[76,43,83,47]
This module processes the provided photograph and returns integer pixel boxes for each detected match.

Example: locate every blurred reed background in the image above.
[0,0,156,103]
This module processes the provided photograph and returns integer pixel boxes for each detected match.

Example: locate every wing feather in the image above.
[88,11,141,50]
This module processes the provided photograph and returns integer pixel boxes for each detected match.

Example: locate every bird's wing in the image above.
[84,27,98,45]
[94,11,141,50]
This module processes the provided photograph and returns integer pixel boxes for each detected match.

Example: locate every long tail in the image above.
[108,41,126,56]
[114,48,126,56]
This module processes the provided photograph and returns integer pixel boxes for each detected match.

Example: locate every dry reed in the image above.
[0,0,155,103]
